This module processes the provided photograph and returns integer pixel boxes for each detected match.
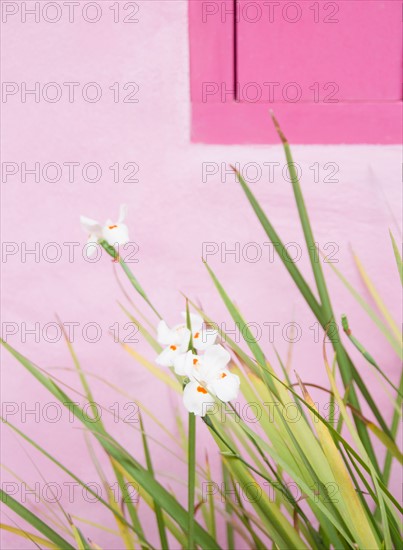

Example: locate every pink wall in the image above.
[1,2,401,548]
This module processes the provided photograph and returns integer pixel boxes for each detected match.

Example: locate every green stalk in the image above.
[204,416,310,549]
[205,453,217,540]
[326,260,401,358]
[271,114,380,468]
[139,412,169,550]
[235,113,383,475]
[229,167,323,323]
[342,315,402,396]
[0,490,75,549]
[271,113,331,318]
[227,405,324,548]
[382,230,403,486]
[100,240,162,319]
[230,476,268,549]
[222,463,235,550]
[2,419,150,546]
[185,300,197,549]
[59,318,143,549]
[187,412,196,550]
[389,229,403,286]
[1,339,219,550]
[383,370,403,484]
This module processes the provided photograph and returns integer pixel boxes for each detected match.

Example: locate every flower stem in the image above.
[99,240,162,319]
[187,412,196,550]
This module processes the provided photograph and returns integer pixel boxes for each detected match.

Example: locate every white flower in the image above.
[156,313,217,373]
[186,312,218,351]
[182,345,240,416]
[80,204,129,257]
[155,314,239,415]
[156,320,191,370]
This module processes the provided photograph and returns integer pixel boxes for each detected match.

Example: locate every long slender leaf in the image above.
[138,412,169,550]
[0,490,74,549]
[389,230,403,285]
[1,339,220,550]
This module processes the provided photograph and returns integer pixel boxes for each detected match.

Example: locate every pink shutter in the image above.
[237,1,401,102]
[189,0,402,143]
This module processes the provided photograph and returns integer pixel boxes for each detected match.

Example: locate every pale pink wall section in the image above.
[1,2,401,548]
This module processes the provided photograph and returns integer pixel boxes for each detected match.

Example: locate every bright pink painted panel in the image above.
[188,0,234,103]
[192,101,402,143]
[189,0,403,143]
[237,0,402,102]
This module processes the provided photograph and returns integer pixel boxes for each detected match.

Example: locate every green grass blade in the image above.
[204,452,217,540]
[1,339,219,550]
[203,261,279,398]
[1,418,147,543]
[71,522,92,550]
[59,318,142,549]
[270,113,383,474]
[352,251,401,342]
[341,315,402,396]
[0,523,59,549]
[389,230,403,285]
[322,353,392,547]
[230,476,268,549]
[222,463,235,549]
[235,358,402,515]
[230,165,323,323]
[100,240,162,319]
[326,260,401,358]
[118,302,162,353]
[296,375,379,548]
[383,370,403,484]
[0,490,74,549]
[234,114,385,475]
[206,417,310,549]
[138,412,169,550]
[270,113,332,324]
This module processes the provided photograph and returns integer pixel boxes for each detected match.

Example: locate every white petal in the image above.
[210,372,240,402]
[183,382,216,417]
[193,328,218,351]
[180,312,203,332]
[191,356,217,384]
[102,223,130,246]
[87,234,98,244]
[80,215,102,237]
[173,351,193,376]
[156,346,177,367]
[118,204,128,224]
[175,351,201,378]
[171,325,191,351]
[84,234,100,258]
[157,320,175,346]
[203,345,231,375]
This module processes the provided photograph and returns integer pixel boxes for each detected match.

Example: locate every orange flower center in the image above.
[108,225,118,229]
[170,345,177,351]
[194,332,200,339]
[221,373,227,378]
[197,386,208,394]
[193,358,198,365]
